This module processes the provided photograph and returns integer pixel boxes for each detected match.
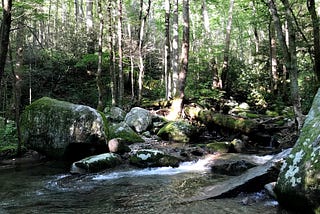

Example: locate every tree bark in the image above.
[172,0,179,97]
[221,0,234,93]
[168,0,189,121]
[86,0,95,54]
[269,17,278,93]
[117,0,124,107]
[0,0,12,86]
[268,0,303,129]
[164,0,172,100]
[107,1,117,106]
[137,0,151,104]
[307,0,320,83]
[96,0,106,111]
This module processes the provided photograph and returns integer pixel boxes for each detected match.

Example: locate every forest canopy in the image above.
[0,0,319,120]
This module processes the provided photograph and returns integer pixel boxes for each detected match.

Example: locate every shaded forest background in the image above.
[1,0,320,128]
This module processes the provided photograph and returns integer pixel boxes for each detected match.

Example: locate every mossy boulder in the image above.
[70,153,122,174]
[198,111,259,134]
[204,141,231,153]
[129,149,181,168]
[275,89,320,213]
[157,121,198,143]
[20,97,107,159]
[109,122,144,143]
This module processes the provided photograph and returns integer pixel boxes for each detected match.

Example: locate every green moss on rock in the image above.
[109,122,144,143]
[157,121,197,143]
[275,88,320,213]
[20,97,107,159]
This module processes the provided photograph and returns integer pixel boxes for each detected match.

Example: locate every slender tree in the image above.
[307,0,320,83]
[0,0,12,86]
[269,17,278,92]
[164,0,171,100]
[221,0,234,93]
[172,0,179,97]
[96,0,106,111]
[86,0,95,54]
[107,0,117,106]
[268,0,303,128]
[117,0,124,107]
[137,0,151,104]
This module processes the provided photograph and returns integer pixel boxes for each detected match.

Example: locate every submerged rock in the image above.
[275,88,320,213]
[70,153,122,174]
[129,149,181,168]
[20,97,107,160]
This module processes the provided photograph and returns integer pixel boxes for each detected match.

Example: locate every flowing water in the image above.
[0,158,279,214]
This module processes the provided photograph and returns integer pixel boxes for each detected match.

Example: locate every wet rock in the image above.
[70,153,122,174]
[184,148,291,202]
[129,149,181,168]
[229,138,246,153]
[264,182,276,199]
[211,159,256,176]
[125,107,153,133]
[20,97,107,160]
[275,88,320,213]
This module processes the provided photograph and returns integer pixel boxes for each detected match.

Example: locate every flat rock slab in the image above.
[183,149,291,202]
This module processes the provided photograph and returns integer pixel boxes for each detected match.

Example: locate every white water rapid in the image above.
[92,157,213,181]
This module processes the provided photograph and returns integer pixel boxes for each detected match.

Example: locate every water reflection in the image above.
[0,161,279,214]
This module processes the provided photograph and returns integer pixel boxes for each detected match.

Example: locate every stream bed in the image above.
[0,160,280,214]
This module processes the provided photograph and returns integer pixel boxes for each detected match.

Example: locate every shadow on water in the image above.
[0,160,280,214]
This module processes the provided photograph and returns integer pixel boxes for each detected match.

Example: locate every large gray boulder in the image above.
[125,107,153,133]
[275,89,320,213]
[20,97,107,159]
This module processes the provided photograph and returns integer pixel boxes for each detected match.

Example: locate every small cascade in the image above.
[92,157,213,181]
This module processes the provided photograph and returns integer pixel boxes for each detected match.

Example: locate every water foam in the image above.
[92,157,212,181]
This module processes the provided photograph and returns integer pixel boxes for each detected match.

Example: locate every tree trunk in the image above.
[118,0,124,107]
[268,0,303,129]
[107,1,117,106]
[172,0,179,97]
[221,0,234,93]
[307,0,320,84]
[0,0,12,86]
[269,17,278,93]
[164,0,172,100]
[168,0,189,121]
[137,0,152,104]
[96,0,106,111]
[202,0,210,34]
[86,0,95,54]
[127,22,135,101]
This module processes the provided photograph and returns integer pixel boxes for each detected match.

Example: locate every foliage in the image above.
[0,119,19,157]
